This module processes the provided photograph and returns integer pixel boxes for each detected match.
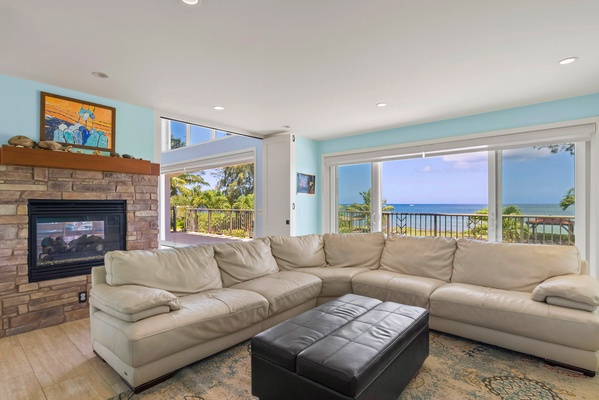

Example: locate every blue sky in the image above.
[339,146,574,205]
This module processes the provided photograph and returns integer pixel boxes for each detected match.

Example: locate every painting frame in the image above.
[297,172,315,195]
[40,92,116,153]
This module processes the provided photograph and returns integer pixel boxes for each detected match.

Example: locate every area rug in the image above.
[111,331,599,399]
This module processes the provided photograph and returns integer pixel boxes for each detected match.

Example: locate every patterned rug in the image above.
[111,331,599,400]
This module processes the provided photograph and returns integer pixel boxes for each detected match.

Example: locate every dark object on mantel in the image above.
[0,145,159,175]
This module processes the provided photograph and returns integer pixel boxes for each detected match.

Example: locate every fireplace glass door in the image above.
[28,200,126,282]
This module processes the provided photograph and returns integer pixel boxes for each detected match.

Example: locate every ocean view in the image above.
[381,204,574,216]
[339,203,575,235]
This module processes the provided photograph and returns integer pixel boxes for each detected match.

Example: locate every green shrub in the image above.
[231,229,249,238]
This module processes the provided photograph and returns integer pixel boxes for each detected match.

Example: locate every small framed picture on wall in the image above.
[297,173,315,195]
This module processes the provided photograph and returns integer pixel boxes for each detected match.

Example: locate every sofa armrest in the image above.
[90,283,180,322]
[531,275,599,312]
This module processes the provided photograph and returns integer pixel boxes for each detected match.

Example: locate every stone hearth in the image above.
[0,165,158,337]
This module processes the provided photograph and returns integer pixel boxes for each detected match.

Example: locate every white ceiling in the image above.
[1,0,598,140]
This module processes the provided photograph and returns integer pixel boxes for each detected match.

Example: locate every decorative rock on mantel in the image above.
[7,135,36,148]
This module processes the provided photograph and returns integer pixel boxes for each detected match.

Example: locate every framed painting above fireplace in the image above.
[40,91,116,153]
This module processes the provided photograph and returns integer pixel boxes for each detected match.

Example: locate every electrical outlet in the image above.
[78,291,87,303]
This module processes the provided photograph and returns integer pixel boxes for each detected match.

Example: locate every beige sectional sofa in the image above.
[89,233,599,391]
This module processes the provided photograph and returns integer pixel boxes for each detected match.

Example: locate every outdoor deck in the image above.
[161,232,249,248]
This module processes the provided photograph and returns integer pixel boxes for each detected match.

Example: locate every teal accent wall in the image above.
[0,74,155,161]
[294,136,321,235]
[299,92,599,234]
[319,93,599,155]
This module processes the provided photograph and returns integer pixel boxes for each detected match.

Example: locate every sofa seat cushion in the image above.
[90,283,179,322]
[323,232,386,269]
[352,270,446,309]
[294,267,369,298]
[451,239,581,292]
[270,234,326,270]
[230,271,322,316]
[214,238,279,287]
[380,235,456,282]
[430,283,599,351]
[105,244,222,296]
[91,288,269,367]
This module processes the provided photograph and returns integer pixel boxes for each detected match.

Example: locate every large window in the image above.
[162,118,231,151]
[324,123,594,259]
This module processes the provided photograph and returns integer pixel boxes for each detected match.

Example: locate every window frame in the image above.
[162,118,231,152]
[322,120,597,274]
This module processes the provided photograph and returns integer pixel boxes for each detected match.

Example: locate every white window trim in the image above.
[322,118,598,276]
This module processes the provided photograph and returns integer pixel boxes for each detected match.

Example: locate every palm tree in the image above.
[192,189,231,209]
[471,205,528,242]
[560,188,575,211]
[170,171,208,197]
[339,189,394,232]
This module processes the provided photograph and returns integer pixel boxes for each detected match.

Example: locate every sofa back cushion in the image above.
[214,237,279,287]
[323,232,385,269]
[270,234,326,270]
[380,235,456,282]
[104,245,222,296]
[452,238,581,292]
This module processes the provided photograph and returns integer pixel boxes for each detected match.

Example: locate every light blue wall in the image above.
[294,136,321,235]
[161,135,264,235]
[0,74,155,161]
[299,92,599,234]
[319,93,599,155]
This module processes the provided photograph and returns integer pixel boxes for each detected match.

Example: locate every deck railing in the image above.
[339,211,575,245]
[171,207,254,238]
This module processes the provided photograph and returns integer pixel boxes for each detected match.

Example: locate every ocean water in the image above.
[383,204,574,216]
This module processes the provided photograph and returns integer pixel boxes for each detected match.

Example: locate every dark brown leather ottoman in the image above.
[251,294,429,400]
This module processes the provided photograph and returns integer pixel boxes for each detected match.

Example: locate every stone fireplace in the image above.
[0,158,159,338]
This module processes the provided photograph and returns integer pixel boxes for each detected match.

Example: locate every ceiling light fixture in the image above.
[181,0,200,5]
[213,106,224,111]
[559,57,578,65]
[91,71,109,79]
[376,103,387,107]
[282,125,290,129]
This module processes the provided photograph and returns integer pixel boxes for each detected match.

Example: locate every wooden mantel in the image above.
[0,145,160,175]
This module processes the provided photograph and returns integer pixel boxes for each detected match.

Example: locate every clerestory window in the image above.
[162,118,231,151]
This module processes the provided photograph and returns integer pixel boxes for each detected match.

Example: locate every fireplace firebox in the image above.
[28,200,127,282]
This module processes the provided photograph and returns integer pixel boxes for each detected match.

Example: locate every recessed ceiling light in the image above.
[559,57,578,65]
[181,0,200,5]
[213,106,224,111]
[376,103,387,107]
[282,125,290,129]
[91,71,109,79]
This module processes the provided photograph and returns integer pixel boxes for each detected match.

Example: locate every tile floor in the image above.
[0,318,126,400]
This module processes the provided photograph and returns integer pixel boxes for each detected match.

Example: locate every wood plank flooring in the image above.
[0,318,126,400]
